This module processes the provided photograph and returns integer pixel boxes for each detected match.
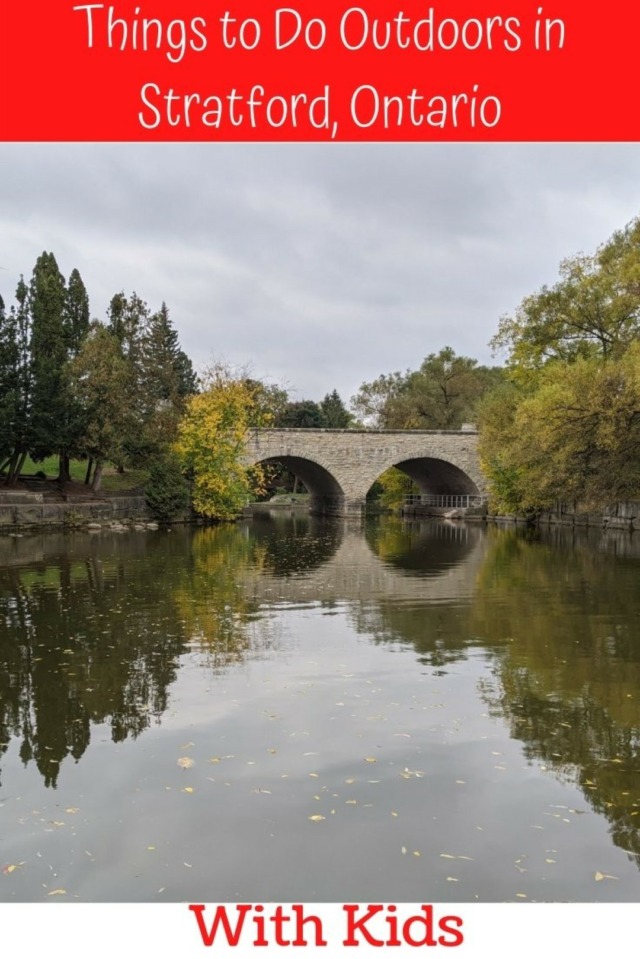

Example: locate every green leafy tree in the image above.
[492,217,640,378]
[479,347,640,511]
[276,399,325,428]
[352,348,502,429]
[66,323,137,490]
[350,371,405,426]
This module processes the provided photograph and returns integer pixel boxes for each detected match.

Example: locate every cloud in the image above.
[2,143,640,401]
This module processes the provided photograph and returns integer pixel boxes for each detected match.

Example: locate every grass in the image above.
[21,456,149,493]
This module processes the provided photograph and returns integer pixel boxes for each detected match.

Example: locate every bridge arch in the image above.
[366,456,480,498]
[248,454,345,515]
[242,428,485,516]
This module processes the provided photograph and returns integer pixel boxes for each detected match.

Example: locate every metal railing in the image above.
[403,493,487,509]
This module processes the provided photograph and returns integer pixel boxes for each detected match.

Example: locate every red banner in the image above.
[0,1,637,141]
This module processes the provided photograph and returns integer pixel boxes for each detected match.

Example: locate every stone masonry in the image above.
[243,428,484,516]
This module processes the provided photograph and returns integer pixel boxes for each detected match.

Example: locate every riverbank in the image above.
[488,500,640,532]
[0,488,153,530]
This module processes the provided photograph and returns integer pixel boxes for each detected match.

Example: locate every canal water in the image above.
[1,515,639,902]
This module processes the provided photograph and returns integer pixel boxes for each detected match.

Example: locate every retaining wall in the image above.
[0,495,151,530]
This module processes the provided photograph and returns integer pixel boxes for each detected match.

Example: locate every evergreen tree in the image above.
[63,268,90,356]
[4,277,33,484]
[141,302,195,408]
[107,290,149,362]
[27,252,68,465]
[320,389,352,428]
[0,295,18,467]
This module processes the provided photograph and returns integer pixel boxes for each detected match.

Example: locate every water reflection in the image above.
[472,528,640,864]
[1,519,640,900]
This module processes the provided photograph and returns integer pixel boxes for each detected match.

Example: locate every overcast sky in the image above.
[2,143,640,404]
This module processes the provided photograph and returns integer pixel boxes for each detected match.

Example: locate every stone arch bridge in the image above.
[243,428,484,516]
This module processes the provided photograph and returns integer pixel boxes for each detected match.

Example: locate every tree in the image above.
[479,347,640,511]
[351,348,502,429]
[107,290,149,362]
[243,378,289,425]
[141,302,196,408]
[64,268,90,356]
[174,372,267,520]
[350,371,405,427]
[276,399,325,428]
[27,252,69,468]
[372,468,418,510]
[1,278,32,484]
[320,389,352,428]
[492,217,640,378]
[107,294,196,467]
[66,324,137,490]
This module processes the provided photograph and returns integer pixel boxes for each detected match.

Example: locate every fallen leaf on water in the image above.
[308,815,326,822]
[48,889,67,896]
[2,864,19,874]
[364,757,377,763]
[177,757,195,769]
[65,808,80,814]
[401,847,407,855]
[182,787,194,794]
[594,872,619,881]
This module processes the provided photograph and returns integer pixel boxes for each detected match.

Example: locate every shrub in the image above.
[145,455,190,522]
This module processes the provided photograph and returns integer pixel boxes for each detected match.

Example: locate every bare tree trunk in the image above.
[7,450,27,487]
[91,462,104,492]
[58,452,72,486]
[84,458,94,485]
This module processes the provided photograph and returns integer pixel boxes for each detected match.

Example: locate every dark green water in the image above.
[1,515,640,902]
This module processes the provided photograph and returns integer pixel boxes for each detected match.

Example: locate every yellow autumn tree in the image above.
[174,370,266,520]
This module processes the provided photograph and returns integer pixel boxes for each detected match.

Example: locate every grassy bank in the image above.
[20,456,149,493]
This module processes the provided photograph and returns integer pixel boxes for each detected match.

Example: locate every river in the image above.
[1,514,639,902]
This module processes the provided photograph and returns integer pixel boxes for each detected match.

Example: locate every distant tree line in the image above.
[6,214,639,520]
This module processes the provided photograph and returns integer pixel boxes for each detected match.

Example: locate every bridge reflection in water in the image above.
[2,518,640,902]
